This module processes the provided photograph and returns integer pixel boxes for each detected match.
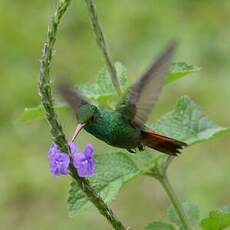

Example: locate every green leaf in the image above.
[80,62,128,107]
[145,221,176,230]
[17,103,67,123]
[200,207,230,230]
[17,62,127,123]
[152,96,230,145]
[131,95,230,172]
[166,62,201,84]
[68,151,140,217]
[167,202,200,229]
[18,61,199,123]
[81,62,199,105]
[97,62,128,92]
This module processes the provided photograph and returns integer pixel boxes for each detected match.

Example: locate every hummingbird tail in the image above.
[142,130,187,156]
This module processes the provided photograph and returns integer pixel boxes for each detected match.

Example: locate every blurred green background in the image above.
[0,0,229,229]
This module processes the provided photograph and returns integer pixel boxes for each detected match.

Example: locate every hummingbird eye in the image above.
[91,115,96,122]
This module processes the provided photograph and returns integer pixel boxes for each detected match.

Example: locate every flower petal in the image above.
[84,143,94,158]
[69,141,78,155]
[73,147,96,177]
[48,143,59,160]
[49,152,70,176]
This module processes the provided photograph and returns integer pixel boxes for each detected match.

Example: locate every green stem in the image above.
[84,0,121,96]
[150,156,192,229]
[69,165,126,230]
[158,175,192,230]
[154,166,192,230]
[39,1,126,229]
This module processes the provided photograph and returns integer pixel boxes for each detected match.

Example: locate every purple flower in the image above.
[50,152,70,176]
[73,143,96,177]
[48,142,96,177]
[48,143,58,160]
[69,141,77,155]
[48,143,70,176]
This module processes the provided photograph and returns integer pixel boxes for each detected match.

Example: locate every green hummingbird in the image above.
[59,42,187,155]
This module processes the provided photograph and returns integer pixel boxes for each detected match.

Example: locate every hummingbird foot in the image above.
[128,149,136,154]
[128,144,145,153]
[138,144,145,151]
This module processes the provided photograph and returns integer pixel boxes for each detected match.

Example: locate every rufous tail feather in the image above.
[142,130,187,156]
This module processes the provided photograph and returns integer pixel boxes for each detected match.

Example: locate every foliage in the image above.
[18,61,199,123]
[24,46,229,227]
[166,62,201,84]
[17,103,66,123]
[200,207,230,230]
[32,57,228,222]
[68,151,140,217]
[145,205,230,230]
[80,62,128,106]
[67,92,229,218]
[167,202,200,229]
[145,221,175,230]
[152,96,230,145]
[19,0,230,228]
[2,0,230,229]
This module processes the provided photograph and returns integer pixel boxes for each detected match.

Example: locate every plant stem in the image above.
[149,156,192,229]
[39,0,126,229]
[152,168,192,230]
[84,0,121,96]
[158,175,192,230]
[69,165,126,230]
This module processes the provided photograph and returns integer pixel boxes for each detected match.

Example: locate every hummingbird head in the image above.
[71,104,98,142]
[78,104,98,124]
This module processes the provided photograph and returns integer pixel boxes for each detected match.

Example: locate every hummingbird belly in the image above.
[85,110,141,149]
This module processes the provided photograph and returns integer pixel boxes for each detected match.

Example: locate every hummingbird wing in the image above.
[58,81,89,113]
[116,41,176,127]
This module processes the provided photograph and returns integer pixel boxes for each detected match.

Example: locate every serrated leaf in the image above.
[17,103,67,123]
[145,221,176,230]
[80,61,199,106]
[18,61,199,123]
[80,62,128,107]
[200,207,230,230]
[97,62,127,92]
[17,62,127,123]
[152,96,230,145]
[134,149,161,164]
[167,202,200,229]
[166,62,201,84]
[127,95,229,171]
[67,151,140,217]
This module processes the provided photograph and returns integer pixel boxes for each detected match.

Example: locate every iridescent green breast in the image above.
[85,109,141,149]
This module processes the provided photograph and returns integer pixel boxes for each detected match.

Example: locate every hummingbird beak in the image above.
[71,123,86,142]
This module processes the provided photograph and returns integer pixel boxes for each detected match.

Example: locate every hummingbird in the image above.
[59,42,187,155]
